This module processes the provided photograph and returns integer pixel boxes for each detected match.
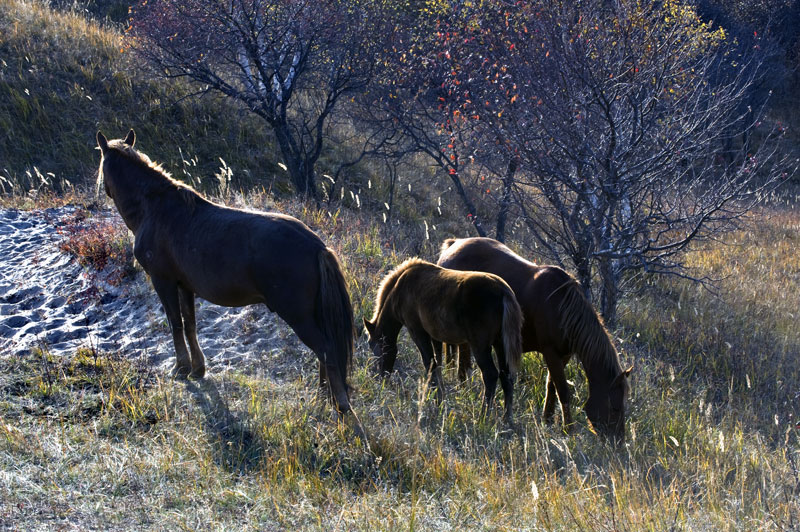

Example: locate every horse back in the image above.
[437,237,572,352]
[438,237,535,297]
[136,202,326,307]
[391,262,505,345]
[453,271,510,324]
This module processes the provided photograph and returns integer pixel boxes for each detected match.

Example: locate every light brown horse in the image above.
[96,130,355,415]
[364,258,523,422]
[438,237,632,440]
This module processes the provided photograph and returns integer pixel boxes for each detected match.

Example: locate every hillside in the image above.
[0,0,281,192]
[0,1,798,530]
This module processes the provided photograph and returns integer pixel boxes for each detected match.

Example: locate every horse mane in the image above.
[102,139,203,207]
[553,275,622,374]
[441,238,457,254]
[370,257,429,322]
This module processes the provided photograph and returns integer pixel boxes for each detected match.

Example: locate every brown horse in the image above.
[438,237,632,440]
[364,258,523,422]
[96,130,355,415]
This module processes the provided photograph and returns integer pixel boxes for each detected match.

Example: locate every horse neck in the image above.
[372,269,407,337]
[375,306,403,341]
[556,278,622,380]
[105,156,163,234]
[111,191,145,234]
[576,335,623,394]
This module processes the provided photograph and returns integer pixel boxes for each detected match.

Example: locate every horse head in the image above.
[96,129,135,201]
[363,317,397,375]
[584,364,633,442]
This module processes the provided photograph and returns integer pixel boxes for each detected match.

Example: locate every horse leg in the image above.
[178,286,205,379]
[444,343,455,368]
[443,342,471,382]
[542,348,573,430]
[433,341,446,381]
[284,314,351,416]
[493,339,514,424]
[409,329,444,403]
[318,364,329,394]
[150,277,191,378]
[471,343,499,418]
[434,341,444,367]
[543,373,558,423]
[457,343,472,382]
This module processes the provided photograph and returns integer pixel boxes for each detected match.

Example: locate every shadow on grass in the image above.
[185,377,266,473]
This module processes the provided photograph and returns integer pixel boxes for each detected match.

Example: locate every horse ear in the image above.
[96,131,108,153]
[612,364,633,387]
[362,317,375,337]
[124,129,135,147]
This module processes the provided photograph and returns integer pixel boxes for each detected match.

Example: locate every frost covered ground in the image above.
[0,206,310,377]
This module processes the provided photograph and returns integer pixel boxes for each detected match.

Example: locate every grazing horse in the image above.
[96,130,355,415]
[364,258,523,422]
[438,237,632,440]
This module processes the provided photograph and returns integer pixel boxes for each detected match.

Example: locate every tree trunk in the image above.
[386,162,397,224]
[495,158,517,243]
[571,249,593,305]
[598,258,619,328]
[447,168,487,237]
[273,121,318,200]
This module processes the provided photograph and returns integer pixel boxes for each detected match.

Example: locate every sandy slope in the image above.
[0,206,310,377]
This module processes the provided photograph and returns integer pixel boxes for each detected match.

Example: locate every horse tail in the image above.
[501,288,523,376]
[554,275,620,372]
[317,248,355,387]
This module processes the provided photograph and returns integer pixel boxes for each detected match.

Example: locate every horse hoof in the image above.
[189,367,206,380]
[171,365,191,380]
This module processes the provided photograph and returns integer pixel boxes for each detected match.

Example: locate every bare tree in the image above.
[129,0,388,199]
[389,0,795,326]
[351,9,501,238]
[499,1,794,325]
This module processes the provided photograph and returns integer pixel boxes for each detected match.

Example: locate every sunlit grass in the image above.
[1,1,799,529]
[620,208,800,435]
[2,190,799,529]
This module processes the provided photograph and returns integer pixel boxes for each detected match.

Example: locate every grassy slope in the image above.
[1,2,799,531]
[0,0,280,194]
[1,197,798,531]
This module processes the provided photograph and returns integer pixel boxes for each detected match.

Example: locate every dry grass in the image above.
[1,194,799,531]
[620,208,800,434]
[57,209,135,281]
[0,0,279,195]
[1,1,799,529]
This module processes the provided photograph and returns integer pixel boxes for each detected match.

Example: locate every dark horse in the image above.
[364,258,523,422]
[96,130,355,415]
[438,237,632,440]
